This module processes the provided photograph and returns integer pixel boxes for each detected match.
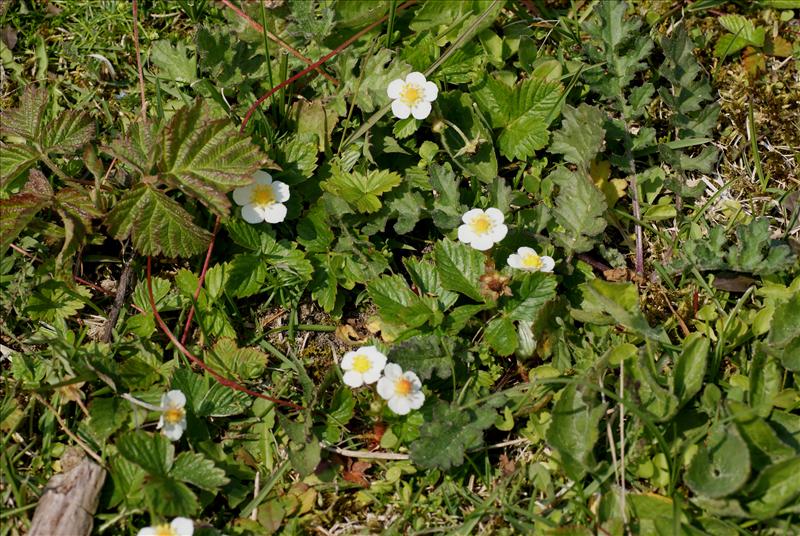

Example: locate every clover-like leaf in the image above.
[410,400,496,470]
[105,184,211,257]
[321,165,402,213]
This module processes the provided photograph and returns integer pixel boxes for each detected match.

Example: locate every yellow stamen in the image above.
[251,184,275,206]
[154,524,177,536]
[395,378,413,396]
[522,254,543,270]
[469,215,492,234]
[399,83,422,106]
[351,354,372,373]
[164,407,185,425]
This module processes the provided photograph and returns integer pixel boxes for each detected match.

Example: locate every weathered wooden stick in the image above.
[28,454,106,536]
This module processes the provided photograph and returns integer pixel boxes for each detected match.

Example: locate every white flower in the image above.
[340,346,387,388]
[137,517,193,536]
[232,170,290,224]
[377,364,425,415]
[387,72,438,120]
[457,208,508,251]
[507,247,555,273]
[157,390,187,442]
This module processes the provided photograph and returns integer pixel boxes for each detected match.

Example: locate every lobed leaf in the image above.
[322,165,402,213]
[0,169,53,253]
[0,85,47,141]
[433,238,485,302]
[41,110,95,154]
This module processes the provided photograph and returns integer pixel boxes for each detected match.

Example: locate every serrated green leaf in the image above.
[685,423,750,499]
[160,99,265,216]
[410,400,496,470]
[547,384,605,480]
[367,274,438,329]
[433,238,485,302]
[321,165,402,213]
[436,91,497,182]
[273,132,318,185]
[171,451,229,491]
[224,254,268,298]
[505,272,558,321]
[104,121,161,174]
[387,333,460,380]
[25,279,92,324]
[88,397,129,442]
[54,186,102,270]
[0,142,38,188]
[117,430,174,477]
[105,185,211,257]
[205,338,268,381]
[484,316,517,356]
[550,167,607,254]
[150,39,197,84]
[144,477,199,516]
[0,169,52,253]
[549,104,606,172]
[0,85,47,141]
[718,14,765,48]
[41,110,94,154]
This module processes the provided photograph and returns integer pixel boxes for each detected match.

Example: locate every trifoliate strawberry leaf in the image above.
[144,478,199,517]
[41,110,95,154]
[205,338,268,381]
[321,165,402,213]
[0,169,52,253]
[367,274,440,329]
[484,316,517,356]
[160,99,265,216]
[546,384,606,480]
[433,238,485,302]
[504,271,559,321]
[0,85,47,141]
[170,451,229,491]
[410,400,496,470]
[472,74,563,161]
[549,167,608,254]
[116,430,174,477]
[105,184,211,257]
[549,104,606,173]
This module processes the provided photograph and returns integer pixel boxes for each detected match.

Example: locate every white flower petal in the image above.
[489,224,508,242]
[484,207,505,223]
[383,363,403,380]
[540,256,555,272]
[165,390,186,408]
[404,371,422,388]
[272,181,290,203]
[410,100,432,120]
[470,236,495,251]
[517,247,536,257]
[171,517,194,536]
[462,208,484,223]
[387,79,404,99]
[507,253,522,269]
[241,204,264,224]
[260,203,287,223]
[157,415,165,429]
[253,170,273,185]
[391,100,411,119]
[423,81,438,102]
[388,396,411,415]
[405,72,427,86]
[408,391,425,410]
[232,185,253,206]
[377,376,394,399]
[163,423,184,441]
[137,528,158,536]
[457,224,475,245]
[343,370,364,388]
[362,367,382,385]
[340,351,356,371]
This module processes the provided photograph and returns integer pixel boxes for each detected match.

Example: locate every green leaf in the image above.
[0,143,39,188]
[436,91,497,183]
[321,165,402,213]
[428,163,465,231]
[504,272,558,321]
[749,346,782,415]
[278,413,321,477]
[104,121,161,174]
[433,238,485,302]
[41,110,94,154]
[745,456,800,519]
[549,167,607,254]
[387,333,461,380]
[117,431,174,477]
[719,15,765,47]
[484,316,517,356]
[273,132,319,185]
[0,169,52,253]
[225,254,267,298]
[672,332,709,406]
[171,451,229,491]
[0,85,47,141]
[205,338,268,381]
[160,99,265,216]
[367,274,438,329]
[549,104,606,172]
[105,185,211,257]
[630,353,679,422]
[150,39,197,84]
[728,401,794,469]
[410,400,496,470]
[144,477,199,517]
[767,291,800,371]
[87,397,129,442]
[25,279,92,324]
[546,384,606,480]
[685,423,750,499]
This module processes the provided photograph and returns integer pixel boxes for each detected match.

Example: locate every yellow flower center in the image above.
[251,184,275,206]
[469,215,492,234]
[399,83,422,106]
[351,354,372,373]
[154,524,177,536]
[394,378,413,396]
[522,254,543,270]
[164,407,185,425]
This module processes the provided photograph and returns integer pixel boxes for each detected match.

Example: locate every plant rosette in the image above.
[457,208,508,251]
[232,170,290,224]
[387,72,438,120]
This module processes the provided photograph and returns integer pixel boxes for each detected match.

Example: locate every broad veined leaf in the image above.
[170,451,229,491]
[767,291,800,371]
[0,169,52,253]
[745,456,800,519]
[549,104,607,172]
[54,186,102,269]
[105,184,211,257]
[410,400,496,470]
[367,274,440,329]
[549,167,607,254]
[321,165,402,213]
[41,110,95,154]
[0,85,47,141]
[672,332,709,406]
[24,279,92,324]
[387,333,464,380]
[504,271,558,321]
[484,316,517,356]
[224,254,268,298]
[685,423,750,499]
[160,99,265,216]
[728,401,794,469]
[143,477,199,517]
[0,142,38,187]
[547,384,606,480]
[104,121,161,174]
[205,337,268,381]
[436,91,497,183]
[116,430,174,477]
[433,238,485,302]
[150,39,197,84]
